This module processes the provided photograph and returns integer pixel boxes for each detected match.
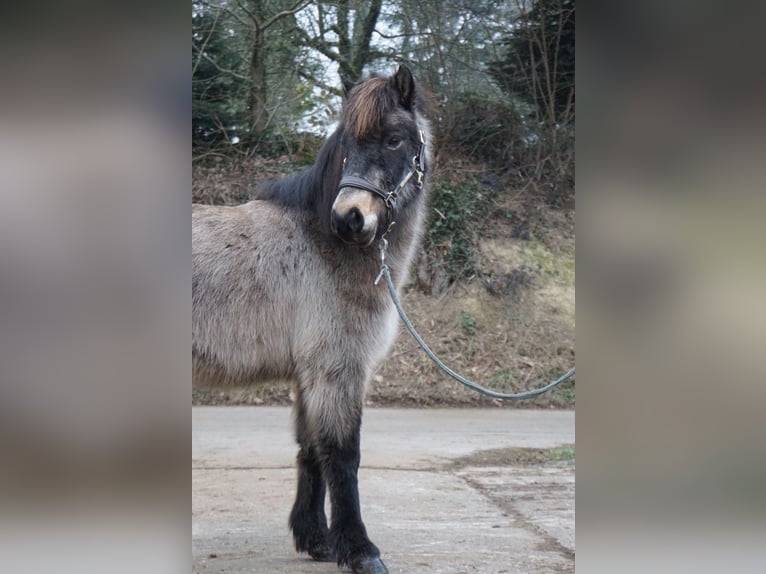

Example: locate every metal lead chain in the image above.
[374,235,389,286]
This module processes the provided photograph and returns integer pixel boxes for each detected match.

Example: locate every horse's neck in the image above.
[257,143,341,220]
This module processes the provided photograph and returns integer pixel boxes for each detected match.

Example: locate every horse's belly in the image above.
[193,298,298,385]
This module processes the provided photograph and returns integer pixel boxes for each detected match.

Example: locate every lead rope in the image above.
[374,237,575,400]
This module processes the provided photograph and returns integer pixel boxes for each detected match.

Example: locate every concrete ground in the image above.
[193,407,575,574]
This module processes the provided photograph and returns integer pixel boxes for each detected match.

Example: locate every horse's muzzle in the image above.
[330,205,377,246]
[330,187,381,246]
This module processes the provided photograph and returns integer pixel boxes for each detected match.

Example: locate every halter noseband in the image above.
[338,130,426,209]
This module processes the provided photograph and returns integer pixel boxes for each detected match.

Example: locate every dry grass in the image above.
[192,153,311,205]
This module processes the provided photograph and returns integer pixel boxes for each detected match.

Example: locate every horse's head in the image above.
[330,65,431,246]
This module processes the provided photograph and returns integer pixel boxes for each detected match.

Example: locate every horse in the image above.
[192,65,432,574]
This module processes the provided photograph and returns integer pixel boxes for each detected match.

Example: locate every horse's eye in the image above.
[386,136,403,150]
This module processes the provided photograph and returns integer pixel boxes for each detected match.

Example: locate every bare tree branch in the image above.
[373,28,434,40]
[193,45,250,81]
[263,0,311,30]
[234,0,257,25]
[297,69,343,97]
[292,24,348,67]
[197,0,250,27]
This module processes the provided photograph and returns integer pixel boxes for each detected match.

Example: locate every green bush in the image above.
[438,92,531,167]
[425,179,493,280]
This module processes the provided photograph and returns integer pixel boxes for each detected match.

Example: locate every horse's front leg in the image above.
[304,376,388,574]
[290,398,334,562]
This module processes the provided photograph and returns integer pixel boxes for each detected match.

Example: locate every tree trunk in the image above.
[335,0,382,82]
[350,0,382,79]
[250,27,268,136]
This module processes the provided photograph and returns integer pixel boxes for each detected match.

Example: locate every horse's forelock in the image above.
[341,76,397,140]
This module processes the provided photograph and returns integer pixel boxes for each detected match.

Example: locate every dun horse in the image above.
[193,66,432,574]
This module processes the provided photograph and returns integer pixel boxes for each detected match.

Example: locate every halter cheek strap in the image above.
[338,130,426,209]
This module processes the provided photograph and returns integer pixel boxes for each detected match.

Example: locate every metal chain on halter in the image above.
[374,210,575,401]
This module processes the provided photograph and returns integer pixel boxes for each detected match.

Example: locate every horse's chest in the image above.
[367,305,400,364]
[320,293,395,347]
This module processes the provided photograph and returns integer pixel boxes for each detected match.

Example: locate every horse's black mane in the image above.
[255,128,345,233]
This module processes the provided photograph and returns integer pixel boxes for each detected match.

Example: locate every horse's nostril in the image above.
[331,209,341,233]
[347,208,364,233]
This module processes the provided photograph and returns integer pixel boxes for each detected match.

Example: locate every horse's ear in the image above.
[393,64,415,110]
[341,74,355,97]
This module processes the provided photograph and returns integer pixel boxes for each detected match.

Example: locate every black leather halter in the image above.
[338,130,426,209]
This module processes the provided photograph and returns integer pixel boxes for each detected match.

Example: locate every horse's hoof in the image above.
[349,555,388,574]
[308,542,335,562]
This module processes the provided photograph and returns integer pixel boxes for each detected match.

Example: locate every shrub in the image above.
[438,92,531,168]
[425,178,494,281]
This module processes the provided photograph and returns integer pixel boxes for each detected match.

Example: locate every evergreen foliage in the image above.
[489,0,575,124]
